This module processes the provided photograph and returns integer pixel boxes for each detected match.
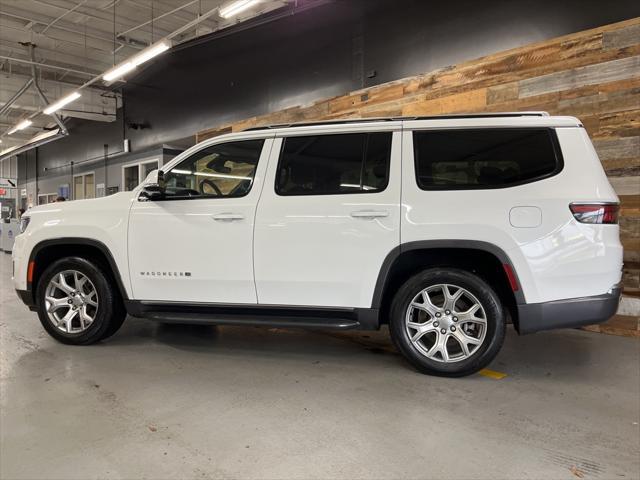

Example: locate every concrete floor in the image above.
[1,254,639,480]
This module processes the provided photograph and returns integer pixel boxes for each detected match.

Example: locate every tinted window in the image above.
[276,132,392,196]
[164,140,264,198]
[413,129,561,189]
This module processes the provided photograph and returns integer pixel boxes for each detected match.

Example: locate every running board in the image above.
[143,312,361,329]
[125,301,379,330]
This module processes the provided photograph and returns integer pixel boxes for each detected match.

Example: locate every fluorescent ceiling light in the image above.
[170,169,251,181]
[0,128,63,160]
[195,171,252,180]
[132,41,171,66]
[340,183,376,190]
[29,128,61,143]
[0,145,18,157]
[103,40,171,82]
[7,119,33,135]
[103,62,136,82]
[219,0,260,18]
[43,91,81,115]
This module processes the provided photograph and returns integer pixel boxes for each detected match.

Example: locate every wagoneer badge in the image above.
[140,271,192,277]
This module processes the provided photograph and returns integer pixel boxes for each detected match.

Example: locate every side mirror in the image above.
[139,170,166,201]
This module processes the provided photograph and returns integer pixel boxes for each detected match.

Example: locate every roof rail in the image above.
[243,112,550,131]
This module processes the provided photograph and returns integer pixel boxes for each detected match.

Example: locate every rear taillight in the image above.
[570,203,619,224]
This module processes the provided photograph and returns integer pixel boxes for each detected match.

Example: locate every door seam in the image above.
[251,134,277,304]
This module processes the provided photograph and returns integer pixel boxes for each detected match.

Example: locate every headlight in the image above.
[19,216,30,234]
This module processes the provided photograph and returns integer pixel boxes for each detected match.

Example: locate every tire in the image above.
[35,256,126,345]
[389,268,505,377]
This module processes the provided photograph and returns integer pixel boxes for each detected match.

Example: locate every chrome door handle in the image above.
[350,210,389,219]
[212,213,244,221]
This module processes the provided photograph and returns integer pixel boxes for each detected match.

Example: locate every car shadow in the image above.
[105,316,403,366]
[103,317,613,381]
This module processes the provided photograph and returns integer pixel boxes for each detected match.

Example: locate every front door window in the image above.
[164,140,264,199]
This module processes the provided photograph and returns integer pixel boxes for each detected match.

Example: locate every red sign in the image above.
[0,188,6,196]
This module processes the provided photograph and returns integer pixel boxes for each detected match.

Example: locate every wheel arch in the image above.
[373,240,525,331]
[27,238,129,307]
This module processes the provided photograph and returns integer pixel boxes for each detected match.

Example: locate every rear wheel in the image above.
[389,268,505,377]
[36,257,126,345]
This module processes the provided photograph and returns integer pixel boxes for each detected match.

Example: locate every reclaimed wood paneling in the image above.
[518,56,640,98]
[593,137,640,161]
[603,23,640,50]
[197,18,640,300]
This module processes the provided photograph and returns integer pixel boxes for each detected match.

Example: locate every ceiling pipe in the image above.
[0,54,97,78]
[29,45,68,135]
[165,5,222,41]
[40,0,89,34]
[117,0,200,38]
[0,78,34,117]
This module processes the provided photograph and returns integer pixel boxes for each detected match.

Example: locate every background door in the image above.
[254,128,401,308]
[73,173,95,200]
[128,137,273,303]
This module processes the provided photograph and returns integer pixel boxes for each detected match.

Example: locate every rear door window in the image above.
[413,128,562,190]
[276,132,392,195]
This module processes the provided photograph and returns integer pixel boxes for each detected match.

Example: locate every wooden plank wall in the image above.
[198,18,640,298]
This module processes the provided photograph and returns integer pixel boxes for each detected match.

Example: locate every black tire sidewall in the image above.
[389,268,506,377]
[36,257,118,345]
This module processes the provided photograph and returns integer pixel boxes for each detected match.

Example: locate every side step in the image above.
[125,301,379,330]
[143,311,361,329]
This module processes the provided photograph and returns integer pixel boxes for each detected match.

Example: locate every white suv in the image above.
[13,113,623,376]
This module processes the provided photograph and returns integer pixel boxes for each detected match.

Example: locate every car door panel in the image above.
[253,128,401,308]
[128,137,274,303]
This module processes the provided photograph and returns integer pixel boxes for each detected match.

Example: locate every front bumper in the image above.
[516,284,621,334]
[16,289,37,311]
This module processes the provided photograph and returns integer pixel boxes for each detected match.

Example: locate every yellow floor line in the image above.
[478,368,507,379]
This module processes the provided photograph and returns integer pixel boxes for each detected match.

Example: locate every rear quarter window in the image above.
[413,128,563,190]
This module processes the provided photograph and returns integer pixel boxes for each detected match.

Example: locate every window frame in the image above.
[412,127,564,191]
[159,139,266,201]
[274,131,393,197]
[37,193,58,205]
[122,158,160,192]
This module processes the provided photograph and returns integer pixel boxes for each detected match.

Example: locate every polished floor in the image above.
[1,254,639,480]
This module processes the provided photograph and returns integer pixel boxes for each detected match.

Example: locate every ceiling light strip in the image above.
[103,40,171,82]
[43,91,82,115]
[219,0,261,19]
[7,120,33,135]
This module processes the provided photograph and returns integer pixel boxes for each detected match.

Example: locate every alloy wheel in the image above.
[44,270,99,334]
[405,283,487,363]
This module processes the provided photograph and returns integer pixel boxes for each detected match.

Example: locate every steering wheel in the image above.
[199,179,222,196]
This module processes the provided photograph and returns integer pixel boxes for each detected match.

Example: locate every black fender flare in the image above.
[371,240,526,309]
[26,237,130,305]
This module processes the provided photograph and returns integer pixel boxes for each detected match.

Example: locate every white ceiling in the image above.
[0,0,290,149]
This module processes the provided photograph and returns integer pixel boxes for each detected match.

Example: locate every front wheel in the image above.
[389,268,505,377]
[36,257,126,345]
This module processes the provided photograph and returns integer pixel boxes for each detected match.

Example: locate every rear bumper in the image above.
[516,285,621,334]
